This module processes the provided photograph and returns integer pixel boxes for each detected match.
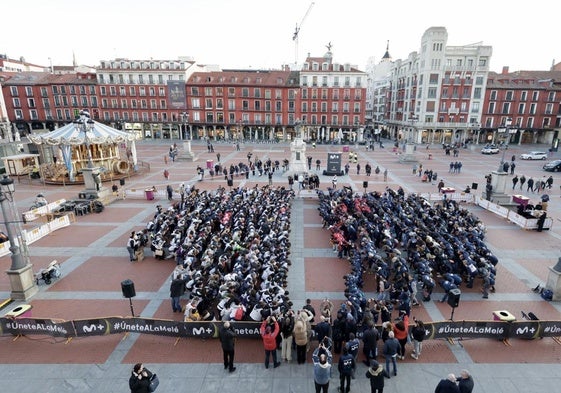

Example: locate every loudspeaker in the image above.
[471,183,478,190]
[447,288,461,308]
[119,178,125,186]
[227,179,233,187]
[121,279,136,298]
[363,181,368,189]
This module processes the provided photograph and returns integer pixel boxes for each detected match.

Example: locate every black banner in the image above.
[167,81,186,109]
[2,317,561,342]
[0,318,74,338]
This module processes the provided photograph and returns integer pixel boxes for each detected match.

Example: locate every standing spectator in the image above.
[338,346,355,393]
[166,184,173,201]
[260,316,281,368]
[456,369,474,393]
[382,331,399,377]
[435,373,460,393]
[169,276,186,313]
[510,161,516,174]
[316,159,321,170]
[410,318,426,360]
[312,343,333,393]
[288,175,294,190]
[345,332,360,378]
[383,168,388,182]
[219,321,237,373]
[362,321,379,366]
[126,232,138,262]
[216,152,221,162]
[293,317,308,364]
[320,298,334,322]
[519,174,526,190]
[129,363,153,393]
[303,298,317,323]
[163,168,170,179]
[365,360,390,393]
[512,175,519,189]
[332,311,346,354]
[357,163,361,175]
[268,171,273,186]
[314,315,332,345]
[393,311,409,360]
[332,175,338,189]
[280,310,295,362]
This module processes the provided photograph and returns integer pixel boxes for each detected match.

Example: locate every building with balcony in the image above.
[385,26,492,145]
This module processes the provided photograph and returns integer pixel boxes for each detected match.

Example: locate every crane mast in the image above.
[293,2,315,66]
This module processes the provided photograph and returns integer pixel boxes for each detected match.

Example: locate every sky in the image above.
[2,0,559,73]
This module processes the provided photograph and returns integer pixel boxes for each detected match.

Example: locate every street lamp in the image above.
[498,117,513,172]
[73,109,95,169]
[181,111,190,140]
[0,175,38,300]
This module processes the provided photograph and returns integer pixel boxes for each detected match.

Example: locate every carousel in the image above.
[28,110,138,185]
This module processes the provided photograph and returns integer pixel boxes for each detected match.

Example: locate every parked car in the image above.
[481,144,500,154]
[520,151,548,160]
[543,159,561,172]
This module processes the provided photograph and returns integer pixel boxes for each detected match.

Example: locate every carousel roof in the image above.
[28,120,136,146]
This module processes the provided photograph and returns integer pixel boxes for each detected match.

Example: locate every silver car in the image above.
[520,151,548,160]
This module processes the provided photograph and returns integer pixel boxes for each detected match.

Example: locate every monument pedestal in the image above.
[289,138,308,176]
[490,170,512,205]
[399,143,417,163]
[178,140,196,162]
[6,264,38,300]
[79,167,105,199]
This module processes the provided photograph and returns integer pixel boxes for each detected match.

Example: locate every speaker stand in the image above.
[129,298,135,317]
[449,306,456,321]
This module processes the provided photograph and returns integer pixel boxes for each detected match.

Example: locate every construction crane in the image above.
[293,1,315,66]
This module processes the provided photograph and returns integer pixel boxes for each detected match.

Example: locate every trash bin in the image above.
[6,304,32,318]
[145,189,154,200]
[206,159,214,169]
[493,310,516,322]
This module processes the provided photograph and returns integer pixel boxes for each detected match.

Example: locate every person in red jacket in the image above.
[260,316,281,369]
[393,311,409,360]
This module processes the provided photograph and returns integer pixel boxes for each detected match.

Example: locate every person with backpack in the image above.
[338,346,355,393]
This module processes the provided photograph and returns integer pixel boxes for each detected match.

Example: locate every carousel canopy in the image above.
[28,120,136,146]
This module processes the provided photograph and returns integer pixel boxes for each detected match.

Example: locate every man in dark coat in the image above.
[129,363,153,393]
[362,321,379,366]
[435,373,460,393]
[365,360,389,393]
[219,321,237,372]
[170,277,186,313]
[457,369,474,393]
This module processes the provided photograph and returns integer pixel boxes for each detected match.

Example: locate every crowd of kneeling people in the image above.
[136,184,498,370]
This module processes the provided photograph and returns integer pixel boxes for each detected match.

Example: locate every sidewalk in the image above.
[1,139,561,392]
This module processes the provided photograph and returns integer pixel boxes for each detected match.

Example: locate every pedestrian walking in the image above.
[519,174,526,190]
[383,168,388,182]
[510,161,516,174]
[435,373,460,393]
[219,321,237,372]
[527,177,534,192]
[365,360,390,393]
[163,168,170,179]
[260,316,281,368]
[456,369,474,393]
[512,175,519,189]
[129,363,154,393]
[312,343,333,393]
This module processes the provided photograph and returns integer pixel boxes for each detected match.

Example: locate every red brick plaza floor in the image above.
[1,140,561,366]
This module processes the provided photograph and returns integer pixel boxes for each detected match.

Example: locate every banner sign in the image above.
[167,81,186,109]
[2,317,561,342]
[326,153,342,174]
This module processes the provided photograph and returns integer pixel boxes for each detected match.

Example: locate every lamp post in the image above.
[181,111,190,140]
[74,110,95,169]
[0,175,38,300]
[498,117,513,172]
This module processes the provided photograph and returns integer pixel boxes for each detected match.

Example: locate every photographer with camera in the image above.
[312,341,333,393]
[260,316,280,369]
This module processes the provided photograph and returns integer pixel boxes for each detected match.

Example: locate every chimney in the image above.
[502,66,509,75]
